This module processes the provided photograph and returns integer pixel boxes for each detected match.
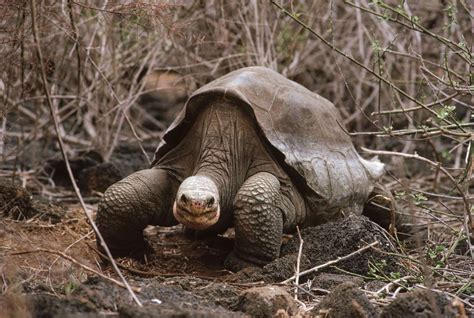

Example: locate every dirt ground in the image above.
[1,179,472,317]
[1,1,472,316]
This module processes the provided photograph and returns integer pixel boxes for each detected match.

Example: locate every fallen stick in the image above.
[29,0,142,306]
[294,226,304,301]
[361,147,473,259]
[281,241,379,284]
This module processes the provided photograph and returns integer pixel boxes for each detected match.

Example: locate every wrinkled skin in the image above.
[96,67,384,270]
[97,101,305,269]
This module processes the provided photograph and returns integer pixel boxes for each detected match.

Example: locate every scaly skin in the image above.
[173,175,220,230]
[96,168,178,258]
[96,68,386,270]
[96,101,305,269]
[225,172,285,270]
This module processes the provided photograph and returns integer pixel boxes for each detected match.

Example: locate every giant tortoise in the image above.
[96,66,384,270]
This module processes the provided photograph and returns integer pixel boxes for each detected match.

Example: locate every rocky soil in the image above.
[1,179,469,317]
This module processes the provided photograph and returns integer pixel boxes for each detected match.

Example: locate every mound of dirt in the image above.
[312,282,378,318]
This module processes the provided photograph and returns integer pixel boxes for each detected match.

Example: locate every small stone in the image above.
[236,286,299,318]
[312,282,377,318]
[312,273,364,290]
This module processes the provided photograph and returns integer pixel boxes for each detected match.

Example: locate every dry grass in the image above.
[0,0,472,314]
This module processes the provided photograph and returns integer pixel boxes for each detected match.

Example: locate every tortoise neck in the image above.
[194,169,227,203]
[193,101,255,213]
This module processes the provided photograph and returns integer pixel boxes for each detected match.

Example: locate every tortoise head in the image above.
[173,175,220,230]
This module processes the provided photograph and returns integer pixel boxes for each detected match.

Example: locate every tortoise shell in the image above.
[152,67,383,216]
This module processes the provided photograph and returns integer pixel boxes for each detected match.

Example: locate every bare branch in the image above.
[29,0,143,306]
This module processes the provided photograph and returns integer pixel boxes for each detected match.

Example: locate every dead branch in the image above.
[29,0,143,306]
[293,226,304,300]
[9,248,141,293]
[361,147,473,259]
[281,241,379,284]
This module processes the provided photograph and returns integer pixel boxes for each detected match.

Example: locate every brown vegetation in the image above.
[1,0,472,316]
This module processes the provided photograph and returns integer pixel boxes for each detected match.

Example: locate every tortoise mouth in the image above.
[173,201,220,230]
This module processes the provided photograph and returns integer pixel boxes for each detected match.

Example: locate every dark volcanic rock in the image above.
[75,277,244,317]
[78,162,123,193]
[27,294,98,318]
[259,253,311,283]
[380,288,458,318]
[109,143,155,177]
[118,305,242,318]
[235,286,299,317]
[231,253,311,283]
[312,273,364,290]
[30,198,67,223]
[312,282,377,318]
[0,179,67,222]
[43,143,155,193]
[281,214,403,278]
[0,179,33,219]
[44,150,104,187]
[231,215,403,284]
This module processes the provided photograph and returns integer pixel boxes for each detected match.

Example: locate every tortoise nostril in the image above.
[180,194,188,203]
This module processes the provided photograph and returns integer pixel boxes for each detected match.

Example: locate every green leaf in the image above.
[436,105,456,120]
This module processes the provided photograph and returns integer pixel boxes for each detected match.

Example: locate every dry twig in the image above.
[9,248,141,293]
[29,0,143,306]
[293,226,304,300]
[281,241,379,284]
[361,147,473,259]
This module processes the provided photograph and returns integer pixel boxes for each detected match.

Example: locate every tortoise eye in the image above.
[207,197,215,206]
[180,194,188,203]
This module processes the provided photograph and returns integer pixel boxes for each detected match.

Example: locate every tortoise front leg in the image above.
[225,172,284,271]
[96,168,178,258]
